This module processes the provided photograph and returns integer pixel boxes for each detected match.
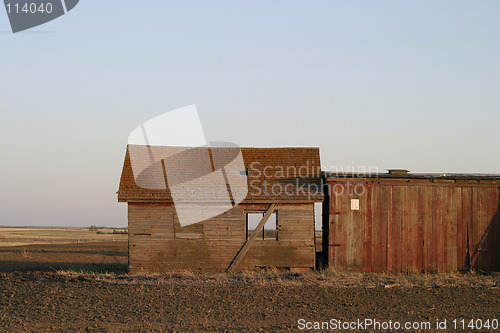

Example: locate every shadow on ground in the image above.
[0,241,128,273]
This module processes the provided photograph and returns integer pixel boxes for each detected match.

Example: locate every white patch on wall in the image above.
[350,199,360,211]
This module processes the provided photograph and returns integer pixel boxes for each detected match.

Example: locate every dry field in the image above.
[0,228,499,332]
[0,227,127,247]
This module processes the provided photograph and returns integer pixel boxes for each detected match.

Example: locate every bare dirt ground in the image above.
[0,238,499,332]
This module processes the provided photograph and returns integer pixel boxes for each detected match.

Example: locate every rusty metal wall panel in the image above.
[401,186,431,273]
[327,178,500,273]
[470,187,500,271]
[422,186,435,272]
[388,186,404,272]
[371,185,389,272]
[456,187,465,271]
[329,184,346,269]
[462,187,474,270]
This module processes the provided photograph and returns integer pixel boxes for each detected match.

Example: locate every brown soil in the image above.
[0,242,499,332]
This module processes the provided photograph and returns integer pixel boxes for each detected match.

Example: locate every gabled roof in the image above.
[118,145,323,203]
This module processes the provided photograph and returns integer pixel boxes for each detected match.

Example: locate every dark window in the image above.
[246,211,278,240]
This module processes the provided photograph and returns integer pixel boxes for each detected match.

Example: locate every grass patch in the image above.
[56,263,128,275]
[54,268,500,288]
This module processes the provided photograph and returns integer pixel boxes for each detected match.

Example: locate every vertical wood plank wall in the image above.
[327,179,500,272]
[128,202,315,273]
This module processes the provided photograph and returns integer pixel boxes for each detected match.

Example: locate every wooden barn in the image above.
[118,145,323,273]
[322,170,500,273]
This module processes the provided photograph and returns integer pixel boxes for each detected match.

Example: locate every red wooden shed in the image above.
[323,171,500,273]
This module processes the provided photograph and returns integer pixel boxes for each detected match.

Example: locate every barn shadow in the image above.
[469,188,500,272]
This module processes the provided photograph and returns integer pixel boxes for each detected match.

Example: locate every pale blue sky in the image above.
[1,1,499,227]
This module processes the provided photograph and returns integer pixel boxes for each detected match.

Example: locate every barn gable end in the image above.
[118,146,323,273]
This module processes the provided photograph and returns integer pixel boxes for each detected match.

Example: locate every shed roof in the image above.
[118,145,323,203]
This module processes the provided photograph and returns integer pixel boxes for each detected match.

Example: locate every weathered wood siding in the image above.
[128,202,315,273]
[326,178,500,272]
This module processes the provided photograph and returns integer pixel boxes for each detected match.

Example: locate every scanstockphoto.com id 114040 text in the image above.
[297,318,499,331]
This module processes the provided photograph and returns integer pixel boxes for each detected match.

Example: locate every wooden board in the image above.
[327,178,500,273]
[128,202,316,273]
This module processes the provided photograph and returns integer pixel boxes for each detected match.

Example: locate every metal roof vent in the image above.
[388,169,410,175]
